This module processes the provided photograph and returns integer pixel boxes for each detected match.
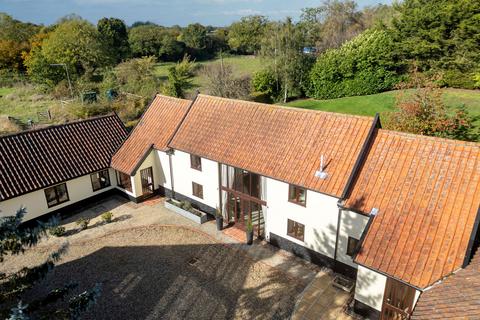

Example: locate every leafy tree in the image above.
[158,34,186,61]
[0,208,101,319]
[392,0,480,88]
[203,63,251,99]
[97,17,130,63]
[0,13,40,71]
[299,1,364,52]
[252,68,280,100]
[34,19,111,83]
[261,18,314,102]
[228,15,267,54]
[23,32,66,86]
[128,24,164,57]
[114,56,158,97]
[162,55,195,98]
[385,72,477,141]
[307,29,401,99]
[181,23,207,50]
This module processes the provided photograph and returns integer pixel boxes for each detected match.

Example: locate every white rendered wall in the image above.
[355,266,422,312]
[0,168,117,221]
[127,149,171,198]
[264,178,339,258]
[337,209,370,268]
[170,150,219,209]
[355,266,387,311]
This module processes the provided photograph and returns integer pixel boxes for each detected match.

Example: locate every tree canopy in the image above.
[392,0,480,88]
[97,17,130,63]
[228,15,267,54]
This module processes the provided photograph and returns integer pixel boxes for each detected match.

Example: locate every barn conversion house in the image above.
[2,94,480,319]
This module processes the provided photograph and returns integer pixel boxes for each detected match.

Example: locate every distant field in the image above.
[286,89,480,119]
[155,55,267,94]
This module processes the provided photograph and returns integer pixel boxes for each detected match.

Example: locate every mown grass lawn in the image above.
[286,88,480,119]
[155,55,267,94]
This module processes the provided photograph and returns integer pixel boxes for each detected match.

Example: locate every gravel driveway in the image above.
[8,225,305,320]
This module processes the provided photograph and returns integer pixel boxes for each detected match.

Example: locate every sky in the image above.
[1,0,391,27]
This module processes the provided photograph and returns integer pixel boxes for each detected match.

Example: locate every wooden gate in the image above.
[140,167,154,195]
[381,278,416,320]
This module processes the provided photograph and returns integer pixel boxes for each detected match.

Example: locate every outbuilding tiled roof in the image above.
[169,94,375,197]
[0,114,127,201]
[346,129,480,288]
[412,250,480,319]
[111,94,192,175]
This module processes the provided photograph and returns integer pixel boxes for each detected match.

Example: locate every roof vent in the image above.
[315,155,328,179]
[370,207,379,216]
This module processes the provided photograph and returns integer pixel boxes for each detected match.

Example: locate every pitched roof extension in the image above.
[412,250,480,319]
[110,94,192,175]
[346,129,480,288]
[169,94,375,197]
[0,114,127,201]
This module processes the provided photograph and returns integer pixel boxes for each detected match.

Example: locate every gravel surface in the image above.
[3,224,305,319]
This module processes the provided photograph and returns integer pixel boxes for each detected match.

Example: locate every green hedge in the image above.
[307,30,401,99]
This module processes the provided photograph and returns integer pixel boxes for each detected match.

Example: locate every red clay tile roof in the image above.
[412,249,480,319]
[0,114,127,201]
[346,129,480,288]
[169,94,375,197]
[111,94,191,175]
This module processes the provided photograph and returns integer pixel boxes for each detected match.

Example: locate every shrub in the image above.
[49,226,66,237]
[252,68,280,100]
[76,217,90,230]
[101,211,113,223]
[307,29,401,99]
[181,201,193,212]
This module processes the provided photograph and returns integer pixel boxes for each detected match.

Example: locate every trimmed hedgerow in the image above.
[307,29,402,100]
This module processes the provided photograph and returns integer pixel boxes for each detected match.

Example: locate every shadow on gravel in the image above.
[23,243,306,320]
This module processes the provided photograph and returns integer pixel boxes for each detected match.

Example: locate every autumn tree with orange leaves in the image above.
[384,70,478,142]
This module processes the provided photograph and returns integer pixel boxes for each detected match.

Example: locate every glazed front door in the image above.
[140,167,154,195]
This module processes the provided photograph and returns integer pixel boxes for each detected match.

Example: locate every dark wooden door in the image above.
[381,278,416,320]
[140,167,154,195]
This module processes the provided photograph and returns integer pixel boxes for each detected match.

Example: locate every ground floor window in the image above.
[192,182,203,199]
[287,219,305,241]
[116,171,132,192]
[346,236,360,257]
[91,169,111,191]
[44,183,69,207]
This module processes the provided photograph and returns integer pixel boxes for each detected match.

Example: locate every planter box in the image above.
[164,201,208,224]
[332,274,354,293]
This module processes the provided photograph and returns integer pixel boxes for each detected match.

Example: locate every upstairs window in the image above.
[192,182,203,199]
[44,183,69,208]
[190,154,202,171]
[91,169,111,191]
[289,185,307,206]
[347,236,360,257]
[287,219,305,241]
[116,171,132,192]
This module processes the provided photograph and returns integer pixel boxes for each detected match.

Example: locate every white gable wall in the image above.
[170,150,219,209]
[0,168,117,221]
[128,149,171,198]
[337,209,370,268]
[264,178,339,258]
[355,265,422,313]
